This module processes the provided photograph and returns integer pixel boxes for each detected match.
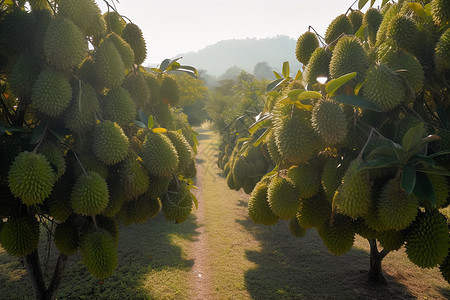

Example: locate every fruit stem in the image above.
[72,150,88,177]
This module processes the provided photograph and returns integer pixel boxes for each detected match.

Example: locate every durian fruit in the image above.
[405,211,449,268]
[118,155,150,200]
[267,177,300,220]
[232,157,248,191]
[435,28,450,72]
[353,218,378,239]
[431,0,450,26]
[8,51,41,100]
[102,87,136,127]
[329,36,368,82]
[337,160,371,219]
[95,216,119,244]
[427,174,449,209]
[248,182,279,225]
[387,15,419,53]
[348,10,364,34]
[147,175,170,199]
[141,133,179,177]
[440,255,450,284]
[145,73,161,107]
[120,194,160,225]
[58,0,100,35]
[265,131,281,164]
[165,131,194,175]
[43,17,87,72]
[375,3,401,46]
[80,230,118,279]
[364,198,390,232]
[153,102,175,130]
[363,8,383,45]
[104,12,126,35]
[318,214,355,256]
[377,177,418,230]
[289,218,307,237]
[161,182,193,223]
[362,63,405,111]
[31,68,72,117]
[0,216,40,257]
[53,220,80,256]
[325,14,353,44]
[8,151,55,206]
[46,175,73,222]
[0,8,34,53]
[311,98,348,146]
[378,230,405,251]
[304,47,331,86]
[295,31,319,65]
[81,2,106,39]
[226,172,236,190]
[93,39,125,89]
[74,154,108,179]
[288,163,321,199]
[105,32,135,69]
[39,142,66,180]
[102,179,125,218]
[92,120,130,166]
[121,23,147,65]
[160,76,180,106]
[71,171,109,216]
[123,72,150,108]
[77,57,99,88]
[28,0,52,12]
[296,192,331,228]
[321,156,349,201]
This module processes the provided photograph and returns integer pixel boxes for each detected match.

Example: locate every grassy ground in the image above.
[0,125,449,299]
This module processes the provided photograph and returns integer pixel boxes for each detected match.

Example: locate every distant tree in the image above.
[219,66,243,81]
[253,61,273,80]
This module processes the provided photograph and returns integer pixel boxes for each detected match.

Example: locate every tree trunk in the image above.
[25,250,68,300]
[368,239,389,284]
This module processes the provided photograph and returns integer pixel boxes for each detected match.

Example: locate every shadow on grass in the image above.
[237,216,418,300]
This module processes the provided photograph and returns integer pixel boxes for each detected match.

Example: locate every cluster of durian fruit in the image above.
[245,0,450,283]
[0,0,198,280]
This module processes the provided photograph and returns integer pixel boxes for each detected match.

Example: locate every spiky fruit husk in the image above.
[8,51,41,100]
[318,214,355,256]
[31,68,72,117]
[354,218,378,239]
[377,178,418,230]
[431,0,450,26]
[376,3,401,45]
[39,142,66,180]
[321,157,349,201]
[77,57,99,88]
[46,176,73,222]
[311,98,348,146]
[348,10,364,34]
[295,31,319,65]
[54,221,80,256]
[288,163,321,199]
[304,47,331,86]
[93,39,125,89]
[58,0,99,35]
[71,171,109,216]
[120,195,160,225]
[0,216,40,257]
[266,132,281,164]
[0,8,34,53]
[232,156,248,190]
[153,103,175,130]
[74,154,108,180]
[119,156,150,200]
[426,175,449,209]
[363,63,405,111]
[102,180,125,218]
[94,216,119,244]
[405,211,449,268]
[363,8,383,45]
[387,15,419,53]
[28,0,52,12]
[161,183,193,223]
[435,28,450,72]
[80,230,118,279]
[289,218,307,237]
[329,36,368,82]
[102,87,136,127]
[378,230,405,252]
[440,255,450,284]
[121,23,147,65]
[147,175,170,199]
[8,151,55,205]
[226,172,236,190]
[160,76,180,106]
[166,131,194,175]
[248,182,279,225]
[92,121,130,166]
[103,12,126,35]
[325,14,353,44]
[123,72,150,108]
[43,17,87,72]
[145,74,161,106]
[267,177,300,220]
[142,133,179,177]
[64,82,100,134]
[105,32,135,69]
[296,192,331,228]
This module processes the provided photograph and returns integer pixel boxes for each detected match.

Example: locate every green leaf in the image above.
[413,172,436,207]
[359,156,399,171]
[237,137,252,142]
[152,128,167,133]
[424,3,432,16]
[273,71,282,79]
[248,115,272,135]
[30,124,45,145]
[332,95,382,111]
[297,91,322,101]
[175,65,199,77]
[416,166,450,177]
[191,193,198,210]
[370,0,375,7]
[150,68,160,73]
[294,70,302,81]
[266,78,289,92]
[267,91,280,97]
[428,149,450,159]
[358,0,369,10]
[282,61,290,78]
[160,59,171,72]
[408,3,427,18]
[355,24,367,40]
[148,115,154,129]
[402,122,425,152]
[354,79,366,96]
[325,72,357,96]
[138,109,148,126]
[134,120,146,128]
[366,146,398,160]
[401,163,416,194]
[411,154,435,168]
[381,0,390,7]
[49,127,66,143]
[166,61,181,71]
[254,128,272,147]
[287,89,306,98]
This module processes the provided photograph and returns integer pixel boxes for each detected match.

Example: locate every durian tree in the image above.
[242,0,450,284]
[0,1,199,299]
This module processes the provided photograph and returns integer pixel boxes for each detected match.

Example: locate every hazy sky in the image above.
[96,0,384,66]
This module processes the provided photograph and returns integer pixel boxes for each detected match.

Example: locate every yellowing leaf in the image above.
[152,127,167,133]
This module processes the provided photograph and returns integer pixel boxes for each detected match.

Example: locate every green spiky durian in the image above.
[295,31,319,65]
[95,216,119,244]
[325,14,353,44]
[102,180,125,218]
[105,32,135,69]
[364,198,389,232]
[387,15,419,52]
[120,195,160,225]
[153,102,175,130]
[39,142,66,180]
[378,230,405,252]
[431,0,450,26]
[0,216,40,257]
[381,50,424,93]
[354,218,378,239]
[77,57,99,87]
[318,214,355,256]
[165,131,194,174]
[266,131,281,164]
[71,171,109,216]
[31,68,72,117]
[226,171,236,190]
[121,23,147,65]
[405,211,449,268]
[232,156,248,190]
[289,218,307,237]
[427,174,449,209]
[8,151,55,206]
[329,36,368,82]
[43,17,87,71]
[440,255,450,284]
[338,160,371,219]
[375,3,401,45]
[102,87,136,127]
[145,73,161,106]
[118,156,150,200]
[46,175,73,222]
[304,47,331,86]
[0,8,34,53]
[321,157,349,201]
[348,10,364,34]
[8,51,41,100]
[160,76,180,106]
[362,63,405,111]
[58,0,100,35]
[435,28,450,72]
[267,177,300,220]
[103,12,126,35]
[80,230,118,279]
[248,182,279,225]
[93,39,125,89]
[54,221,80,256]
[83,2,106,38]
[377,177,418,230]
[363,8,383,45]
[28,0,52,11]
[288,163,321,199]
[142,133,179,177]
[311,98,348,146]
[296,192,331,228]
[92,120,130,166]
[147,175,170,199]
[161,182,193,223]
[123,72,150,107]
